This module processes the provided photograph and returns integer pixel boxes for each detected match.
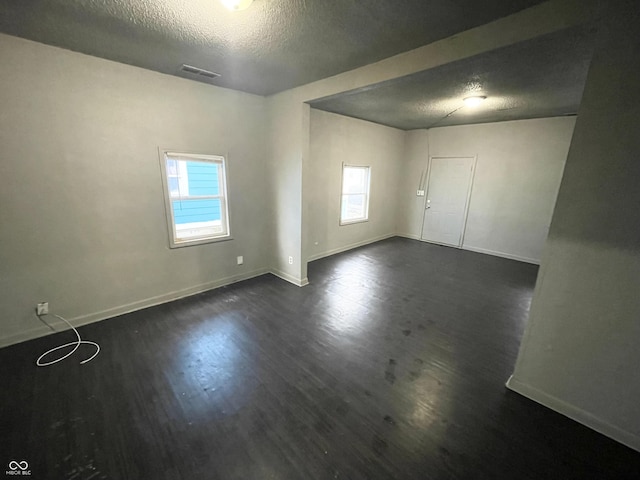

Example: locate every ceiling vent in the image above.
[178,64,221,83]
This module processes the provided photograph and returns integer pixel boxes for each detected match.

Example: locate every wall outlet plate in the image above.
[288,256,293,265]
[417,190,425,196]
[36,302,49,315]
[237,255,243,265]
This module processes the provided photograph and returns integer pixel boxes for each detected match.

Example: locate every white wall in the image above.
[396,130,430,239]
[397,117,575,264]
[306,109,404,261]
[265,95,306,285]
[430,117,575,263]
[0,34,271,347]
[308,113,573,266]
[508,2,640,452]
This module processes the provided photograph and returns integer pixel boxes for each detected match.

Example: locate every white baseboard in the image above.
[506,375,640,453]
[307,233,396,262]
[0,325,59,350]
[395,233,421,241]
[270,269,309,287]
[462,245,540,265]
[0,267,270,349]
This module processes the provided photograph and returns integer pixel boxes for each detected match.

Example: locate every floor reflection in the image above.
[320,255,385,336]
[174,312,256,418]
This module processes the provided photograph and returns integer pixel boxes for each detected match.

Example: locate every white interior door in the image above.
[421,156,475,247]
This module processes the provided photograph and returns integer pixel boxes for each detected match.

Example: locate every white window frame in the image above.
[159,150,231,248]
[340,164,371,225]
[165,159,189,198]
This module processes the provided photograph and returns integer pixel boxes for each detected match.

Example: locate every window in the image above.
[160,151,230,247]
[340,164,370,225]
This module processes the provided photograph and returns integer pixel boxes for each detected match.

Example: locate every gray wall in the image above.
[396,130,431,239]
[397,117,575,263]
[306,109,404,261]
[0,34,271,347]
[430,118,574,263]
[307,113,571,265]
[266,94,306,285]
[508,2,640,451]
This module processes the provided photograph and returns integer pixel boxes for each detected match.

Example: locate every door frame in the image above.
[419,155,477,248]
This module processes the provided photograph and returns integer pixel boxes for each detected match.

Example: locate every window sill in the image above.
[169,235,233,248]
[339,218,369,226]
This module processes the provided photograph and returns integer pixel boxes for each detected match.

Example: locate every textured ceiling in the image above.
[309,26,597,130]
[0,0,548,95]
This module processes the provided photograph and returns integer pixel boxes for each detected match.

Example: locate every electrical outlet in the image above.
[36,302,49,315]
[417,190,425,196]
[237,255,244,265]
[288,256,293,265]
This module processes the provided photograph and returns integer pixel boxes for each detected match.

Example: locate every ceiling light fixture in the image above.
[463,95,487,107]
[220,0,253,11]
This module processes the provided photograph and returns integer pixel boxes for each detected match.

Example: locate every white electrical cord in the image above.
[36,314,100,367]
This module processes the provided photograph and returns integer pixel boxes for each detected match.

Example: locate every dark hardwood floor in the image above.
[1,237,639,479]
